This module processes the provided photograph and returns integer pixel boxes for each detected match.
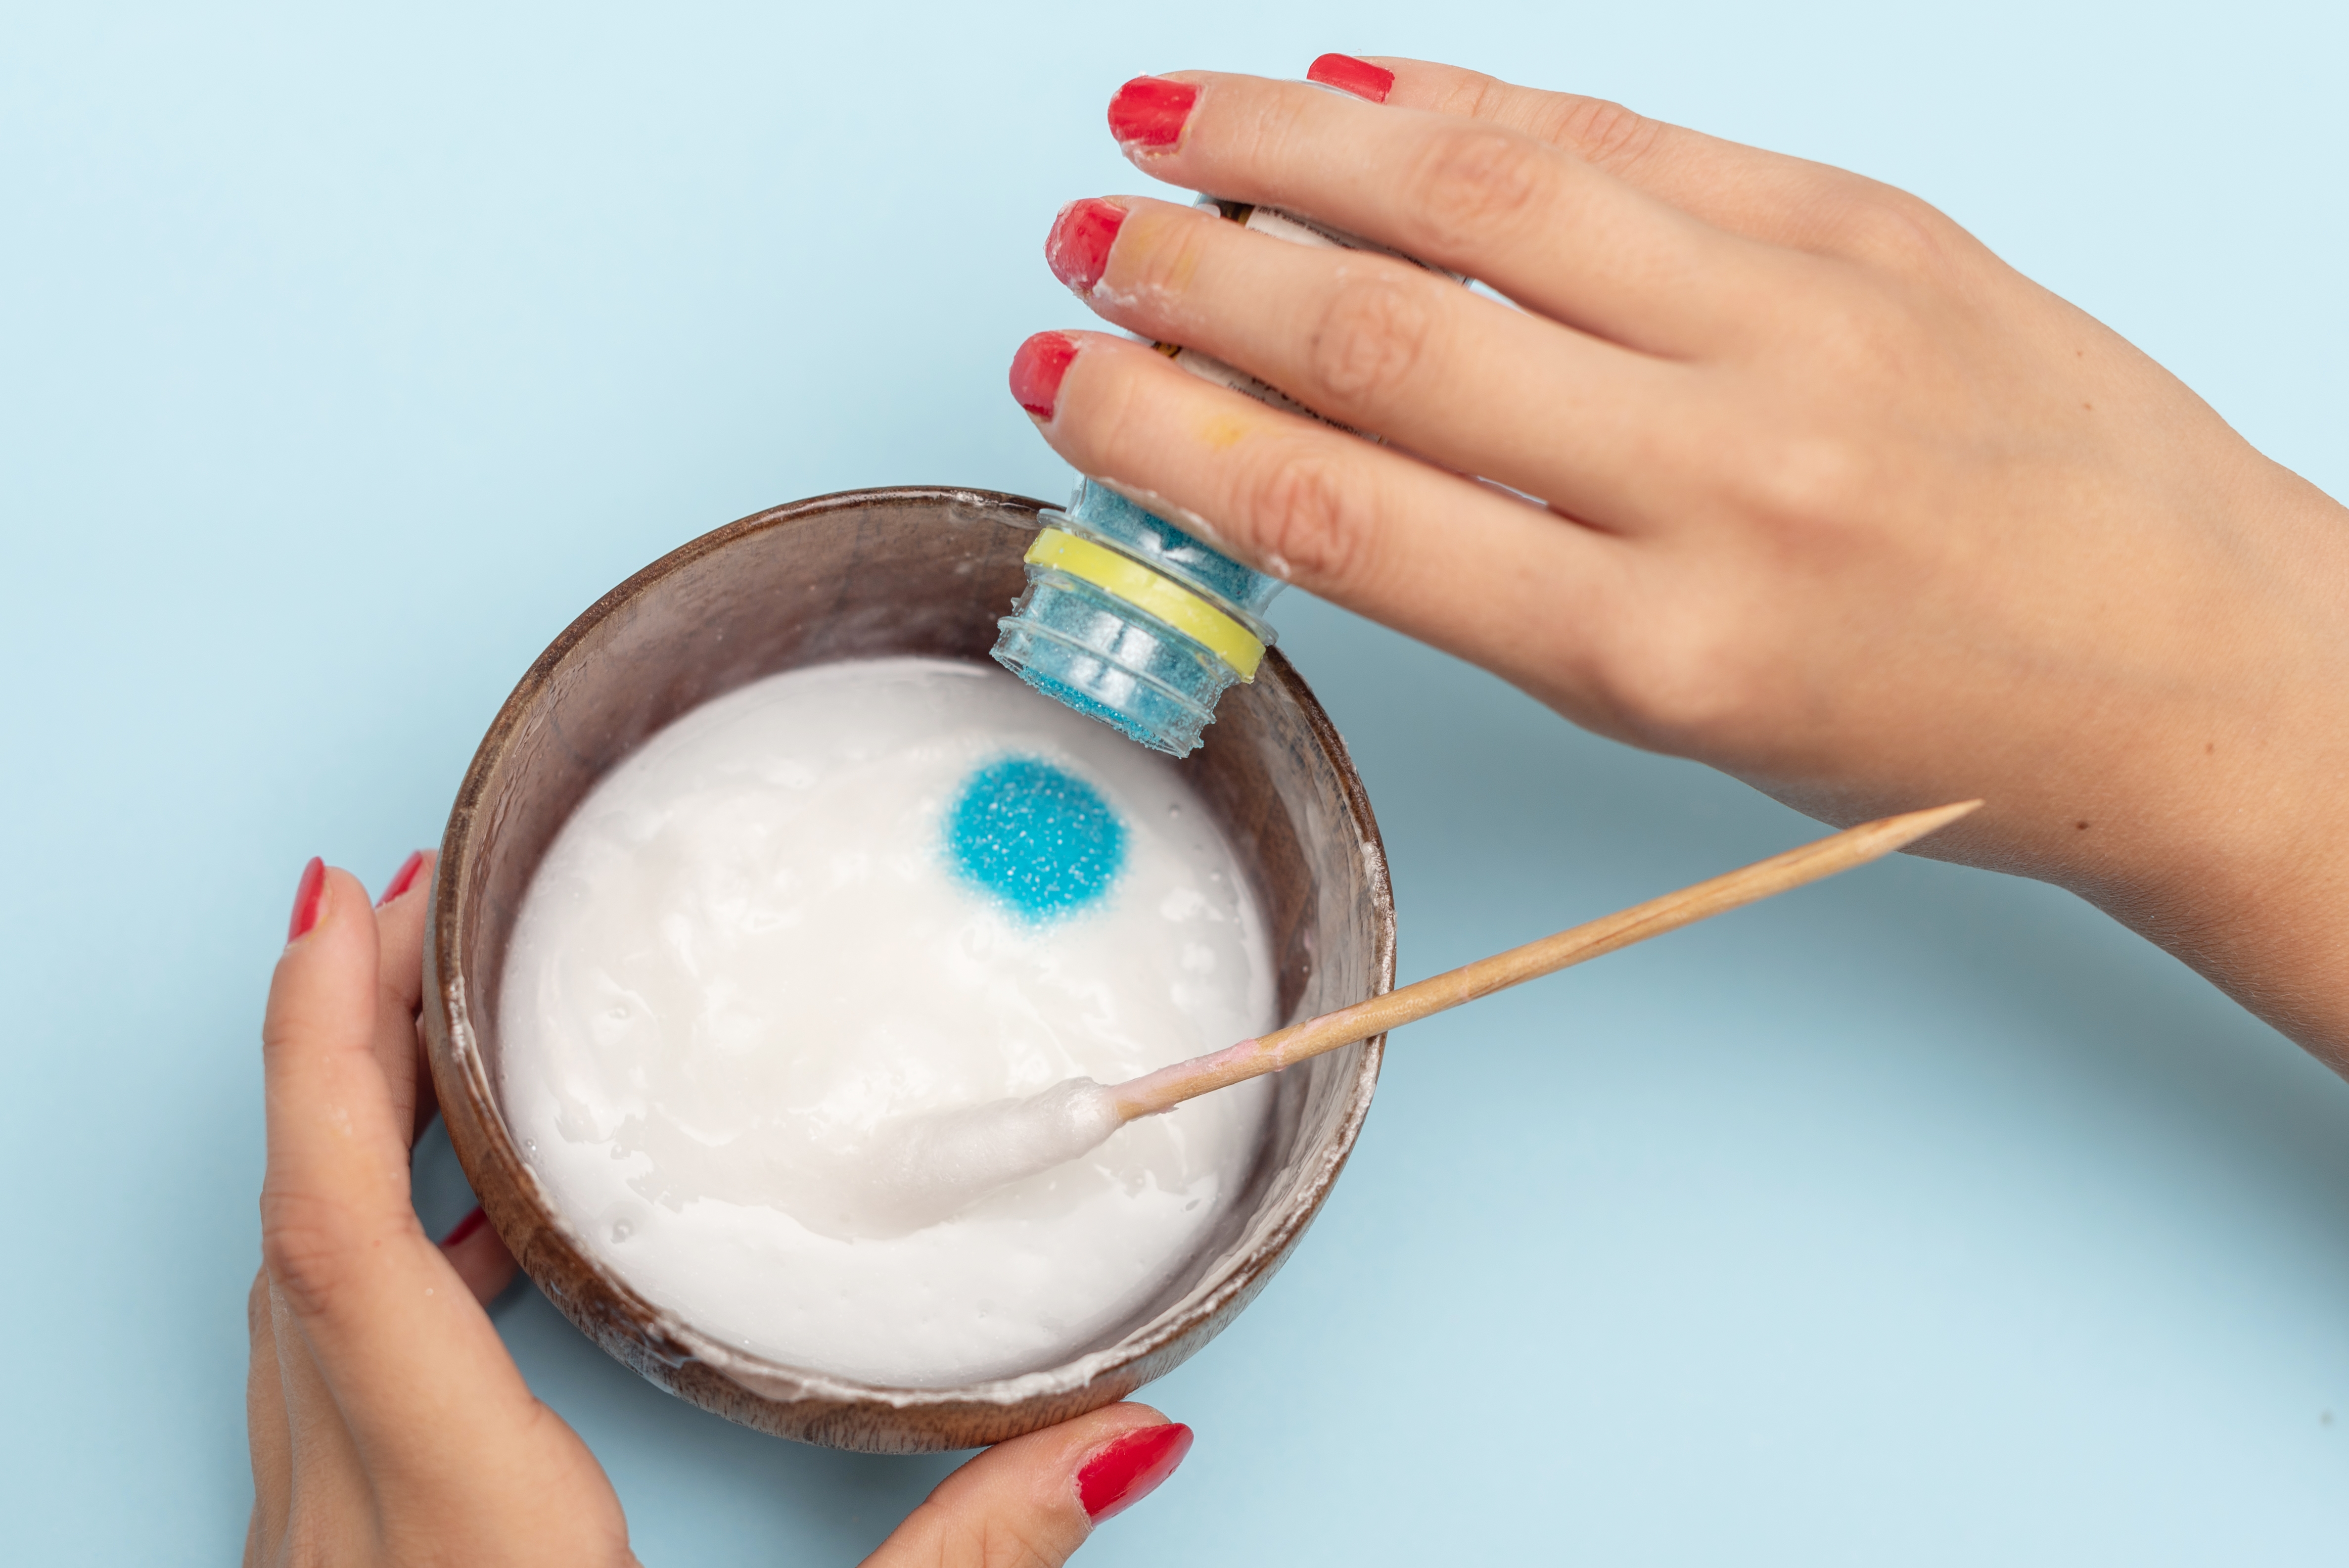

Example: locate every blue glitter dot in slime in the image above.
[946,756,1128,922]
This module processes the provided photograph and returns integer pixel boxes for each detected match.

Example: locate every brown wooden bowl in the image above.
[421,485,1395,1453]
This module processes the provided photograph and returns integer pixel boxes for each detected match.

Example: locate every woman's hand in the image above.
[247,853,1193,1566]
[1013,58,2349,1064]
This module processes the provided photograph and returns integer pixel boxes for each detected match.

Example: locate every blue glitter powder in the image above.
[1009,668,1161,750]
[946,756,1127,921]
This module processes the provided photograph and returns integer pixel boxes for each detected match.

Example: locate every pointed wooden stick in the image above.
[1107,799,1981,1122]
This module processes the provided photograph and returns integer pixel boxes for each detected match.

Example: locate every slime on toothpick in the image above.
[498,658,1276,1386]
[852,798,1991,1233]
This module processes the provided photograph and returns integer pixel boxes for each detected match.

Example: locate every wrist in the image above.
[2046,466,2349,1066]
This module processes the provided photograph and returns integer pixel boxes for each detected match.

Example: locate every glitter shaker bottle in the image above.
[994,200,1462,756]
[992,475,1283,757]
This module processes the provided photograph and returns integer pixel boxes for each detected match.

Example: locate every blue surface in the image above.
[947,756,1127,921]
[5,2,2348,1563]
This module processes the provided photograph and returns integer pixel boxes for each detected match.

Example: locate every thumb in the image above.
[864,1404,1194,1568]
[259,861,545,1471]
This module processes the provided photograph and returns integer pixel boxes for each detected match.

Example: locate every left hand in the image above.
[246,852,1194,1566]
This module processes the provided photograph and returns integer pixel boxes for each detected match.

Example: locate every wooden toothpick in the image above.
[1107,799,1982,1122]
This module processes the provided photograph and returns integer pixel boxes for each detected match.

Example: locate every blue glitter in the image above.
[1007,667,1162,749]
[946,756,1127,921]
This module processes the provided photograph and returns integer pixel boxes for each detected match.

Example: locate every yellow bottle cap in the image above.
[1023,527,1266,681]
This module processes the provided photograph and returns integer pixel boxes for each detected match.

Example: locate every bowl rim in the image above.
[422,483,1396,1418]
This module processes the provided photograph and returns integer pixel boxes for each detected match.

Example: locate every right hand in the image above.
[1012,58,2349,1063]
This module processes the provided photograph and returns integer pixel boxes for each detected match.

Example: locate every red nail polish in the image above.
[440,1204,488,1247]
[1107,76,1198,152]
[1307,53,1394,103]
[1078,1423,1193,1522]
[1009,331,1079,420]
[376,849,426,908]
[1046,198,1127,295]
[287,856,326,943]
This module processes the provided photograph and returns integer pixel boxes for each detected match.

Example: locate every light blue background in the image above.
[5,1,2345,1562]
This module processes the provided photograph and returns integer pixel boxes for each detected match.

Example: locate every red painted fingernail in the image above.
[1046,198,1128,295]
[1009,331,1079,420]
[1308,53,1395,103]
[376,849,426,908]
[1078,1422,1193,1522]
[440,1204,488,1247]
[1107,76,1198,152]
[287,856,326,943]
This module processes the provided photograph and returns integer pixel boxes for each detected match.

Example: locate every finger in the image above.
[1107,71,1777,357]
[259,862,544,1472]
[372,848,430,1010]
[863,1404,1192,1568]
[266,1273,374,1551]
[262,861,417,1312]
[439,1204,520,1306]
[243,1267,292,1553]
[1326,55,1965,265]
[1012,328,1631,695]
[1050,193,1695,522]
[370,849,437,1142]
[1336,57,1839,235]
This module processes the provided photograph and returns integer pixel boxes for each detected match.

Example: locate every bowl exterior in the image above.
[422,486,1394,1452]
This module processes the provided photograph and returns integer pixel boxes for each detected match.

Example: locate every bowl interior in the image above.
[426,486,1393,1449]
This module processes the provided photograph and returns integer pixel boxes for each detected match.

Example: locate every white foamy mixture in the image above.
[497,657,1276,1386]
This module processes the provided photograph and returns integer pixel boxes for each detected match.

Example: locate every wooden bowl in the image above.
[421,486,1395,1453]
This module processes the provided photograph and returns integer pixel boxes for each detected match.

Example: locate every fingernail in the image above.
[1009,331,1079,421]
[376,849,426,908]
[440,1204,488,1247]
[1107,75,1198,152]
[1078,1422,1194,1523]
[287,856,326,944]
[1046,198,1128,295]
[1307,53,1395,103]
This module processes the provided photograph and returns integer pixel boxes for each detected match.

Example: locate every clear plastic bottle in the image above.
[994,201,1460,756]
[992,475,1284,756]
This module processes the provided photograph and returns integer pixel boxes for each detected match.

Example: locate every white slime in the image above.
[497,657,1276,1386]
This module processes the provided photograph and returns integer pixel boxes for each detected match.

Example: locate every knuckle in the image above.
[1597,612,1756,749]
[1303,270,1434,413]
[1823,187,1964,277]
[1405,127,1552,250]
[258,1188,358,1319]
[1739,430,1881,541]
[896,1498,1060,1568]
[1249,89,1318,172]
[1237,445,1373,590]
[1540,94,1663,173]
[1456,71,1512,121]
[1779,281,1924,405]
[972,1520,1058,1568]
